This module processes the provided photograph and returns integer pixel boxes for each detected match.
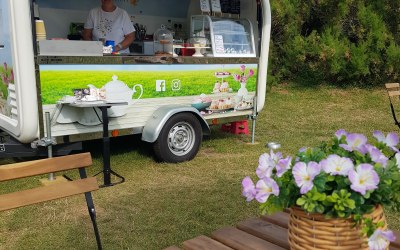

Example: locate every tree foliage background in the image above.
[268,0,400,87]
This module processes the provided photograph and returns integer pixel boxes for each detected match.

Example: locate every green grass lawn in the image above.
[1,84,399,249]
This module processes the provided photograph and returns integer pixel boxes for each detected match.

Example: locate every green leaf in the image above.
[327,175,335,182]
[326,195,336,203]
[346,199,356,209]
[296,198,306,206]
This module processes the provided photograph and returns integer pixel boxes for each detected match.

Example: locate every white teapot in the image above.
[102,75,143,117]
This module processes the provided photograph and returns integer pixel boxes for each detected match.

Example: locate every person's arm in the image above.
[115,32,135,52]
[82,28,93,41]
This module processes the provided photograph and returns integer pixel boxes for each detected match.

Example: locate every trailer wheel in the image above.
[153,113,202,163]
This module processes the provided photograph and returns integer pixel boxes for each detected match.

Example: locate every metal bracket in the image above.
[35,137,57,147]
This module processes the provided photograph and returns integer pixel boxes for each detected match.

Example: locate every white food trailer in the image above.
[0,0,271,163]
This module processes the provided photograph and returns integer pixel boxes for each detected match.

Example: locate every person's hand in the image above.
[115,43,123,52]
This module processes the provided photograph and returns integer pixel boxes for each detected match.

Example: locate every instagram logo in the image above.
[172,79,181,91]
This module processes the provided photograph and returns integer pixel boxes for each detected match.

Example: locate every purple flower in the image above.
[1,75,6,84]
[320,154,354,176]
[348,164,379,195]
[373,131,399,152]
[256,150,283,178]
[335,129,348,140]
[298,147,307,153]
[233,74,241,81]
[270,150,283,163]
[240,65,246,72]
[368,229,396,250]
[339,133,368,154]
[292,161,321,194]
[395,153,400,169]
[365,144,388,168]
[276,156,292,177]
[248,69,255,78]
[257,153,274,178]
[255,177,279,203]
[242,176,257,202]
[3,62,7,71]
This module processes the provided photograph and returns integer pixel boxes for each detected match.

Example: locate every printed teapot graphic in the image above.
[95,75,143,117]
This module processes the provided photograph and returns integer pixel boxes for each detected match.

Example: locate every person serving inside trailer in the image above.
[83,0,135,53]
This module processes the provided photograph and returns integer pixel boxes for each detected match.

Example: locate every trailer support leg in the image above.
[250,96,257,144]
[45,112,55,181]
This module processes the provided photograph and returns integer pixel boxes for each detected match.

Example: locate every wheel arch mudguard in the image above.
[141,105,211,143]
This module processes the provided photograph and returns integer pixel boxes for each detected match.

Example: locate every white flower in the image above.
[320,154,354,176]
[368,229,396,250]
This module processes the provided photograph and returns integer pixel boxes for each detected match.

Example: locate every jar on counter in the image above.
[153,25,173,56]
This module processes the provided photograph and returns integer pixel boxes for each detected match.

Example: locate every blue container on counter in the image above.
[105,40,115,52]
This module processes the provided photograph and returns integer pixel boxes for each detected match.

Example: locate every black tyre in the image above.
[153,112,202,163]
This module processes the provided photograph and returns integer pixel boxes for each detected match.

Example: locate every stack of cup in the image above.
[35,20,46,41]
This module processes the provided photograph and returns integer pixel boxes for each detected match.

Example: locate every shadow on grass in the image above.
[82,134,155,160]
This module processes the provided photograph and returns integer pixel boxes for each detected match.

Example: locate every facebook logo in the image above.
[156,80,166,92]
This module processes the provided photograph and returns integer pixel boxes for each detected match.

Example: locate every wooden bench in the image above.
[0,152,102,250]
[167,212,400,250]
[385,82,400,128]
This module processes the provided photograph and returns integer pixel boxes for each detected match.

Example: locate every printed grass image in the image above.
[40,66,257,104]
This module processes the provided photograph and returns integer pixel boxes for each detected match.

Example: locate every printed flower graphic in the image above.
[233,65,254,83]
[1,62,14,87]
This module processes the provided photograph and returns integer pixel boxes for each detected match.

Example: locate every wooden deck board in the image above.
[163,246,181,250]
[211,227,285,250]
[261,212,289,229]
[183,235,233,250]
[237,217,290,249]
[391,230,400,249]
[166,209,400,249]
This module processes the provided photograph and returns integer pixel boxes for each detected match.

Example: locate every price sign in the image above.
[214,35,224,53]
[210,0,222,13]
[199,0,210,13]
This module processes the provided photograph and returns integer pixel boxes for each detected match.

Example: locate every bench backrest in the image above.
[385,83,400,97]
[0,152,99,212]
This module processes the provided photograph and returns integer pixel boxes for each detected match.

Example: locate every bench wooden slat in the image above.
[237,217,290,249]
[211,227,285,250]
[386,83,400,89]
[388,90,400,97]
[0,153,92,181]
[261,212,289,229]
[183,235,233,250]
[0,177,99,211]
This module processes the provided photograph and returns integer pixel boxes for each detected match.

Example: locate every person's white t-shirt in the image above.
[84,7,135,53]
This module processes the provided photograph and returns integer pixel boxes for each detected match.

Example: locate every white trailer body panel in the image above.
[0,0,38,143]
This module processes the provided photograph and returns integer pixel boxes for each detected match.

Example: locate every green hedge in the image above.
[269,0,400,87]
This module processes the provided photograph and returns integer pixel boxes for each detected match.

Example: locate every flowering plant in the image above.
[0,62,13,101]
[233,65,254,84]
[242,130,400,249]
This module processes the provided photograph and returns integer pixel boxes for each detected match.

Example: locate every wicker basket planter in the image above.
[288,205,387,250]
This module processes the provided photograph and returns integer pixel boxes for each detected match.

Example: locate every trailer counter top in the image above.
[36,56,260,65]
